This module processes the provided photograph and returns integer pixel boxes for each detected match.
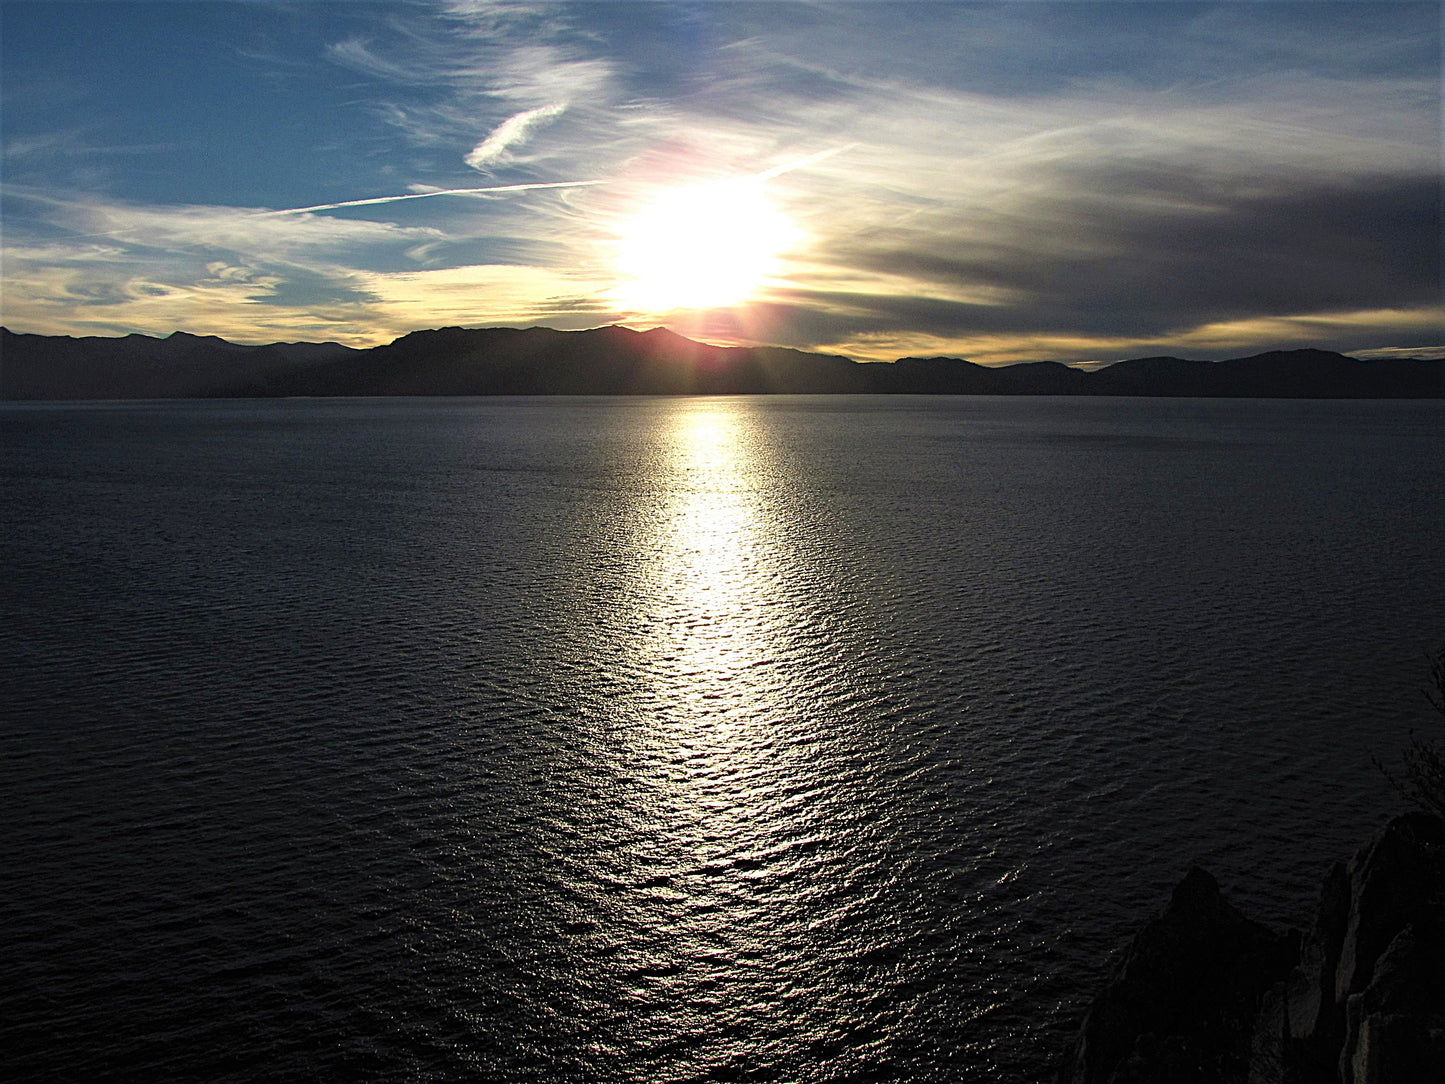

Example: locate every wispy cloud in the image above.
[0,183,625,346]
[3,129,172,161]
[464,102,568,170]
[756,143,857,181]
[2,2,1438,362]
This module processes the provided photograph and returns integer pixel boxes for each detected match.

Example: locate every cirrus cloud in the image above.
[464,102,568,170]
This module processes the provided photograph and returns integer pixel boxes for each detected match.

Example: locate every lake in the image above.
[3,395,1442,1080]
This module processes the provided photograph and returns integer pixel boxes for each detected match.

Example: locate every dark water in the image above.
[3,395,1442,1081]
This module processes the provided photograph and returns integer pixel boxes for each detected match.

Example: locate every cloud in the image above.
[745,296,1445,368]
[326,37,424,85]
[325,6,612,159]
[463,102,568,171]
[0,188,434,343]
[0,181,629,346]
[4,186,440,260]
[2,1,1439,364]
[1352,345,1445,362]
[3,129,170,161]
[821,173,1441,337]
[355,262,618,331]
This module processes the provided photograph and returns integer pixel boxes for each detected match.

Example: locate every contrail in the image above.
[256,149,849,217]
[259,180,605,217]
[755,143,857,181]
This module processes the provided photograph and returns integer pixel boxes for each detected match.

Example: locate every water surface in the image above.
[3,395,1442,1080]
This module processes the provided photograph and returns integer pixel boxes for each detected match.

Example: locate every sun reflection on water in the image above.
[524,397,916,1081]
[643,405,776,712]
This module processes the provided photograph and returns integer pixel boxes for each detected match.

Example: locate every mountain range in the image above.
[2,325,1440,399]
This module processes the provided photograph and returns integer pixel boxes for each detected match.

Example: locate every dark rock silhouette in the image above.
[2,325,1440,399]
[1057,867,1298,1084]
[1257,811,1445,1083]
[1061,814,1445,1084]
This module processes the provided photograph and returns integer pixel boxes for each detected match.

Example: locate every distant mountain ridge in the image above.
[0,329,361,400]
[2,325,1440,399]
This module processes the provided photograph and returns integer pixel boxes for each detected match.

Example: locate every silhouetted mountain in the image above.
[873,356,1001,394]
[881,348,1439,398]
[0,327,359,399]
[993,360,1093,396]
[2,326,1440,399]
[1088,355,1215,396]
[879,356,1096,394]
[210,325,870,397]
[1084,348,1444,398]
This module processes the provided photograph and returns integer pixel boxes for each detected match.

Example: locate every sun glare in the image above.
[613,179,797,313]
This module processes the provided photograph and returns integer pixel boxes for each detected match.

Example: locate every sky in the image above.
[1,0,1440,366]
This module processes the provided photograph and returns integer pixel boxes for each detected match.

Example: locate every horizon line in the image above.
[4,322,1443,368]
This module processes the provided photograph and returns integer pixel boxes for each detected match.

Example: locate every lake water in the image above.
[3,395,1442,1081]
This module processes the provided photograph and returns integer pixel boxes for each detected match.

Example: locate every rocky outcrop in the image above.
[1255,811,1445,1084]
[1058,868,1298,1083]
[1063,814,1445,1084]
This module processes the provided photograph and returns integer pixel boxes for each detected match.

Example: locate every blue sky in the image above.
[2,1,1439,364]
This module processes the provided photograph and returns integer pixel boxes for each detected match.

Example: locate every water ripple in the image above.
[2,395,1442,1080]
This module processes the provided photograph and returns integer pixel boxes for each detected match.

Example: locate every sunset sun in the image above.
[613,178,797,313]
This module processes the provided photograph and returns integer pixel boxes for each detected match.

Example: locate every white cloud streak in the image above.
[260,180,604,217]
[464,102,568,170]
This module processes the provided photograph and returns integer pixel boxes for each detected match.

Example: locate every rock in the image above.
[1295,861,1353,1048]
[1063,814,1445,1084]
[1059,867,1298,1084]
[1267,813,1445,1083]
[1344,920,1445,1083]
[1248,861,1353,1083]
[1330,813,1445,1083]
[1334,813,1444,1005]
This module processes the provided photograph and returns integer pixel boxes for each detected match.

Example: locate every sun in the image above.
[613,178,797,313]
